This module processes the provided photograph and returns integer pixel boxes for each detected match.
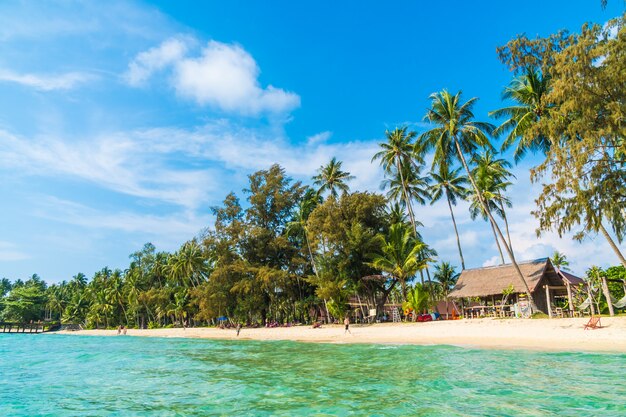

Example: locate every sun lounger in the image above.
[583,315,602,330]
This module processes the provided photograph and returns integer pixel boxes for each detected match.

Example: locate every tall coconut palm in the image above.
[369,222,427,300]
[433,261,460,299]
[386,202,409,226]
[429,165,469,270]
[286,188,323,277]
[373,127,422,235]
[489,68,552,162]
[468,160,512,264]
[381,164,431,207]
[419,90,537,309]
[550,251,570,271]
[472,150,516,256]
[312,157,354,198]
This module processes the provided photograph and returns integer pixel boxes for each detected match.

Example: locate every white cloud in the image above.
[125,38,300,115]
[0,69,95,91]
[35,197,209,248]
[0,241,29,261]
[0,129,218,210]
[124,37,189,86]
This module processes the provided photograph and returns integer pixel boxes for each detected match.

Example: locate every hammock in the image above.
[611,294,626,309]
[578,296,591,311]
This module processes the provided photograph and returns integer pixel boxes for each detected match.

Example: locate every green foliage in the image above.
[402,284,430,320]
[1,283,46,322]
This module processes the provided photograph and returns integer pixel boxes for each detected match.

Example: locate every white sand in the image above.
[53,317,626,352]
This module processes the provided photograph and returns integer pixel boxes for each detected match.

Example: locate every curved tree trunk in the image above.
[499,197,515,260]
[454,139,537,311]
[446,193,465,270]
[397,159,418,236]
[599,223,626,269]
[489,217,505,265]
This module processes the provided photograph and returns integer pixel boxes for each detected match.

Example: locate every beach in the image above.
[54,317,626,352]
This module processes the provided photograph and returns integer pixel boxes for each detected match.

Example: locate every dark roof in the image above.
[449,258,551,298]
[556,269,585,286]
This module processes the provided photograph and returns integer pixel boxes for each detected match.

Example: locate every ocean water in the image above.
[1,335,625,416]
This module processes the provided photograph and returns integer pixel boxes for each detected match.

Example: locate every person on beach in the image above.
[117,325,122,335]
[122,326,127,335]
[344,316,351,335]
[236,323,241,336]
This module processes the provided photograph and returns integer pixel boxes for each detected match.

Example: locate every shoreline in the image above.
[50,317,626,353]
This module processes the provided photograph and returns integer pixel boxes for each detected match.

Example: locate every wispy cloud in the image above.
[125,38,301,115]
[0,69,96,91]
[0,241,29,262]
[35,197,209,247]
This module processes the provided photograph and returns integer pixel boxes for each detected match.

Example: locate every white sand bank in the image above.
[53,317,626,352]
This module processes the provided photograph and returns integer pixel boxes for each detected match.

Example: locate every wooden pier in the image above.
[1,322,47,333]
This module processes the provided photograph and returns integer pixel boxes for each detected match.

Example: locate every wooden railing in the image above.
[0,322,60,333]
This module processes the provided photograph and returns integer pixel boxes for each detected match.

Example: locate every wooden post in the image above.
[566,282,574,317]
[601,275,615,317]
[587,285,596,316]
[545,285,552,318]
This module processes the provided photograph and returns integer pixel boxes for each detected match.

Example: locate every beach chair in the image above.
[583,315,602,330]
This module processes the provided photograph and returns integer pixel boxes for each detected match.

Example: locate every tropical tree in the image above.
[429,165,469,269]
[402,284,430,321]
[419,90,537,309]
[433,261,460,298]
[472,150,516,252]
[550,251,570,271]
[489,68,552,162]
[286,188,322,277]
[312,157,354,198]
[369,223,427,300]
[373,127,422,235]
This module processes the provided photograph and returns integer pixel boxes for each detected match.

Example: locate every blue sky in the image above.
[0,0,623,282]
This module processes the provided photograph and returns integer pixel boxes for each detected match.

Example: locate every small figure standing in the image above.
[236,323,241,337]
[122,325,127,335]
[344,316,351,335]
[117,325,121,335]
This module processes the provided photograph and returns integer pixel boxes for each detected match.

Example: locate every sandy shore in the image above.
[52,317,626,352]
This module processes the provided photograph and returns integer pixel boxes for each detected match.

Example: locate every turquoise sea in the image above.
[1,334,625,416]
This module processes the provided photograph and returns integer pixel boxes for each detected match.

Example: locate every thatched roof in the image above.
[449,258,558,298]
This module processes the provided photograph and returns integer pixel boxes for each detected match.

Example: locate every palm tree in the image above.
[369,223,427,300]
[386,202,408,226]
[489,68,551,162]
[550,251,570,271]
[433,261,460,299]
[429,165,469,269]
[472,150,516,254]
[312,157,354,198]
[420,90,537,309]
[381,164,431,207]
[286,188,322,277]
[167,240,209,288]
[402,284,429,321]
[373,127,422,235]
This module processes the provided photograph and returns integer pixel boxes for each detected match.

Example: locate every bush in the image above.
[531,312,549,319]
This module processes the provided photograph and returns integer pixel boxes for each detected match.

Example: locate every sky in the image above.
[0,0,623,282]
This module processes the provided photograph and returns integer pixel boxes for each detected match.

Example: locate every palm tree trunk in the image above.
[397,160,418,236]
[446,193,465,269]
[599,223,626,268]
[454,139,537,311]
[498,197,515,260]
[489,218,505,264]
[304,229,319,278]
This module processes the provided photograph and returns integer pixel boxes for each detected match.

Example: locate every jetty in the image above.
[1,322,58,333]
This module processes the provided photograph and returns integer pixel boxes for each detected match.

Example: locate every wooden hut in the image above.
[448,258,584,317]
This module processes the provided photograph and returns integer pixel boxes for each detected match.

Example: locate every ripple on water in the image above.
[0,334,625,416]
